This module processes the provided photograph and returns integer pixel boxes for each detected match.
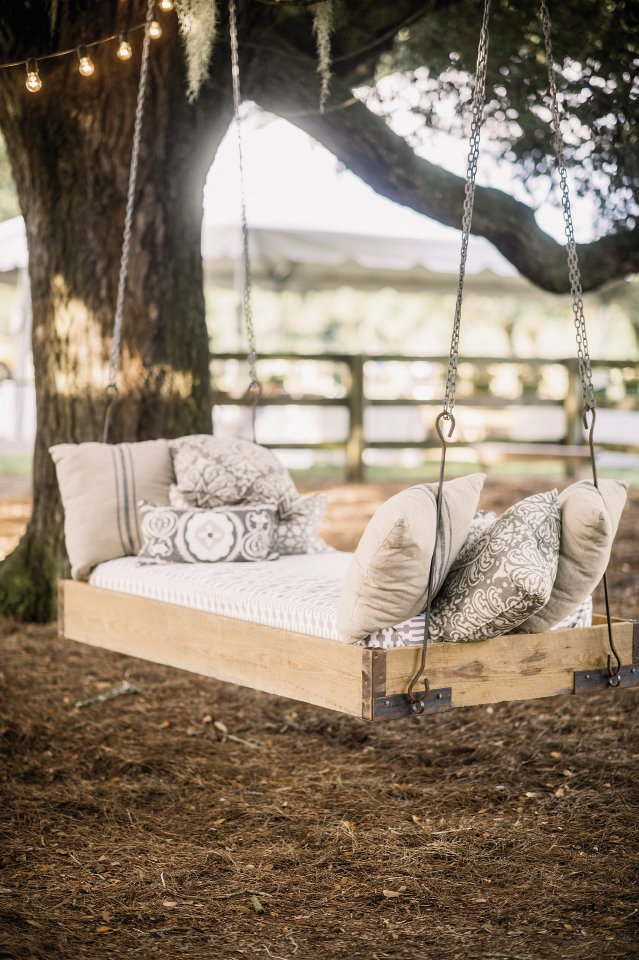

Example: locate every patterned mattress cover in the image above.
[89,554,593,647]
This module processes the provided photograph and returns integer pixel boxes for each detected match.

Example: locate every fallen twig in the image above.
[74,680,142,709]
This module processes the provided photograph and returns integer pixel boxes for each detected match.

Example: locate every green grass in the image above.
[0,453,32,476]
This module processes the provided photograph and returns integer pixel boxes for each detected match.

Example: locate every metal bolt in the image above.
[436,693,442,699]
[385,700,390,706]
[585,674,590,679]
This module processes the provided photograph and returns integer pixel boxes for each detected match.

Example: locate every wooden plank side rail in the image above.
[60,581,636,722]
[60,581,364,718]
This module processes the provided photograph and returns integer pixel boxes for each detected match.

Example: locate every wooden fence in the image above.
[211,353,639,481]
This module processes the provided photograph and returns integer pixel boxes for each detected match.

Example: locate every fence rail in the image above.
[211,353,639,480]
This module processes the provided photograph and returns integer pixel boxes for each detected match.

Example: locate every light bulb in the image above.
[25,59,42,93]
[159,0,174,9]
[117,33,132,60]
[149,20,162,39]
[77,46,95,77]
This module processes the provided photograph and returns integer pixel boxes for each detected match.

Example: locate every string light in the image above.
[149,20,162,39]
[117,33,133,60]
[25,59,42,93]
[77,46,95,77]
[159,0,174,10]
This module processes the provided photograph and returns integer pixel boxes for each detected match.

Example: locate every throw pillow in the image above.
[169,435,303,520]
[137,501,278,564]
[518,479,627,633]
[271,492,334,555]
[337,473,485,644]
[429,490,561,643]
[169,485,333,556]
[50,440,174,579]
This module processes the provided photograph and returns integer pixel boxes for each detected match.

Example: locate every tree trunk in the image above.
[0,16,232,621]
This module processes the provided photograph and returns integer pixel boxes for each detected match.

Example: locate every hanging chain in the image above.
[103,0,155,443]
[540,0,595,415]
[408,0,491,713]
[540,0,620,685]
[229,0,261,442]
[443,0,491,417]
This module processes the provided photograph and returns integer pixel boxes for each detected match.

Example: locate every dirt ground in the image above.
[1,476,638,959]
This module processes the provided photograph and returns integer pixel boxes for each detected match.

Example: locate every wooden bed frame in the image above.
[58,580,639,721]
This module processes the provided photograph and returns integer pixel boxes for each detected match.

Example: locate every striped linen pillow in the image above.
[50,440,174,579]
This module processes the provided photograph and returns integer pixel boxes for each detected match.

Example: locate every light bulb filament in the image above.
[159,0,174,10]
[77,45,95,76]
[149,20,162,39]
[117,32,133,60]
[25,59,42,93]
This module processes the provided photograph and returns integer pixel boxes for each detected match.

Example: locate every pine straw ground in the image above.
[1,477,638,960]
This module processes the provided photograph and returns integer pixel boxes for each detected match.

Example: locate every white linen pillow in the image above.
[518,479,627,633]
[50,440,174,579]
[137,501,278,564]
[169,435,303,520]
[429,490,561,643]
[337,474,485,644]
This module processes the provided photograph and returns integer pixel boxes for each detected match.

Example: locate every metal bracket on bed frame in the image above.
[362,649,452,721]
[573,619,639,695]
[372,687,452,721]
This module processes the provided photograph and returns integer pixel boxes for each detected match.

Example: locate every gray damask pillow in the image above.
[428,490,561,643]
[169,485,332,556]
[137,501,278,564]
[271,493,335,555]
[169,436,303,521]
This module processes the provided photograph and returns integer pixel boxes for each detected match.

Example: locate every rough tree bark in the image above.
[0,8,232,620]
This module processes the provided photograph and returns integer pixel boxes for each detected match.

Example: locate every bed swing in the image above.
[59,0,639,721]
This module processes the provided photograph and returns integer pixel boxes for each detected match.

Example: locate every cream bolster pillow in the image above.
[518,478,628,633]
[50,440,174,580]
[337,473,485,644]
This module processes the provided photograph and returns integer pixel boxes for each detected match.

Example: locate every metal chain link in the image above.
[409,0,491,713]
[229,0,261,440]
[443,0,491,416]
[539,0,595,413]
[541,1,620,685]
[104,0,155,442]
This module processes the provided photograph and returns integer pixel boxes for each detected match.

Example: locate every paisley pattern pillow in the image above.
[429,490,561,643]
[169,486,333,556]
[169,436,303,521]
[137,501,278,564]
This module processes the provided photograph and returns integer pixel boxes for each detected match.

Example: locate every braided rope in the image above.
[229,0,261,441]
[103,0,155,442]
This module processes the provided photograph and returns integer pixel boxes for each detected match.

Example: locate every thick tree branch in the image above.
[249,50,639,293]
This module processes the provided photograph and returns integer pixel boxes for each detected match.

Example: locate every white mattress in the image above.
[89,555,593,647]
[90,553,353,642]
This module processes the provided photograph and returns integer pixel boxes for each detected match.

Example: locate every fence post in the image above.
[346,354,365,482]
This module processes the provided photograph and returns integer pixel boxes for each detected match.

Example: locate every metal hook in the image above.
[407,409,456,710]
[245,380,262,444]
[102,383,119,444]
[583,404,622,685]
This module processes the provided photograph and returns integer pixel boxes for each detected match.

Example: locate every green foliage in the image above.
[374,0,639,231]
[0,131,19,223]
